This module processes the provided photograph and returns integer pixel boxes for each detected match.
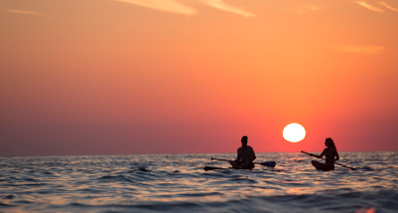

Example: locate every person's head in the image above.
[241,136,248,146]
[325,138,336,149]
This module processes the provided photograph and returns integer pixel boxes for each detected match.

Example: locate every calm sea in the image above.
[0,152,397,212]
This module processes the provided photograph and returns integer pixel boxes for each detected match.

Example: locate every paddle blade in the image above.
[260,161,276,168]
[204,166,225,171]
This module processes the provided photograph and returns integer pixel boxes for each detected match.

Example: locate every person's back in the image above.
[237,145,256,164]
[232,136,256,169]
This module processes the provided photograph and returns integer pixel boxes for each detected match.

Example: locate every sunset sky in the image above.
[1,0,397,156]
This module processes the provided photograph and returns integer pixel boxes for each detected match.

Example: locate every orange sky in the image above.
[1,0,397,156]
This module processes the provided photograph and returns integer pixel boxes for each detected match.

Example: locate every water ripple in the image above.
[0,152,396,212]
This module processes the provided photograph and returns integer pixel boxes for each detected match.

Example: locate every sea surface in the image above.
[0,152,397,213]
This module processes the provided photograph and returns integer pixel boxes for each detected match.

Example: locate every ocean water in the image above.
[0,152,397,213]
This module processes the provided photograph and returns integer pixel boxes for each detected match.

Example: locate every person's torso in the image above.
[238,146,254,163]
[324,148,335,163]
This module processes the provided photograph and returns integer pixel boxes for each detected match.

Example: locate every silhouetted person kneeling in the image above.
[311,138,340,171]
[230,136,256,169]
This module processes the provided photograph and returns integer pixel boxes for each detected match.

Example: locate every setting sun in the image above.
[283,123,306,143]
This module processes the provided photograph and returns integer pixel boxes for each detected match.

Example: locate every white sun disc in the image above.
[283,123,306,143]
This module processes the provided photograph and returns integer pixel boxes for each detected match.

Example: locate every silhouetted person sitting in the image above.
[311,138,340,171]
[230,136,256,169]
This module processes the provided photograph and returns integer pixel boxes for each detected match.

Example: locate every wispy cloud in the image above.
[202,0,255,17]
[294,5,322,16]
[114,0,255,17]
[354,1,384,13]
[379,1,398,12]
[4,9,44,16]
[333,45,385,54]
[114,0,197,16]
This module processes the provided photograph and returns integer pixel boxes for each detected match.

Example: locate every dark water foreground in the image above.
[0,152,397,212]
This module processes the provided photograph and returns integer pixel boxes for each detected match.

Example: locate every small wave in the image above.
[24,183,48,187]
[129,166,151,173]
[97,174,134,183]
[41,171,54,175]
[14,200,33,204]
[178,192,222,197]
[22,177,38,182]
[128,202,201,211]
[338,191,362,199]
[0,202,15,207]
[229,177,258,184]
[69,202,90,207]
[138,167,150,172]
[2,194,15,199]
[77,188,103,194]
[51,201,202,211]
[261,194,312,203]
[360,166,373,171]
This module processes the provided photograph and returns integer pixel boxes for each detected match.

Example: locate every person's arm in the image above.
[235,148,241,162]
[334,150,340,161]
[318,149,326,158]
[251,147,256,161]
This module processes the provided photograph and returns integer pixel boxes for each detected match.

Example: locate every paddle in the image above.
[210,157,276,168]
[301,151,357,170]
[203,166,225,171]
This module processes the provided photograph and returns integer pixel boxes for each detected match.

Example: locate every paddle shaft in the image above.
[301,151,356,170]
[210,157,231,162]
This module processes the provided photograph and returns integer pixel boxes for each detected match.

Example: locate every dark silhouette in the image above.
[230,136,256,169]
[311,138,340,171]
[208,157,276,170]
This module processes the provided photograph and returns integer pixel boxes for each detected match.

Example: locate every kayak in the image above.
[205,157,277,171]
[229,161,254,170]
[203,165,284,172]
[203,165,251,171]
[311,160,334,171]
